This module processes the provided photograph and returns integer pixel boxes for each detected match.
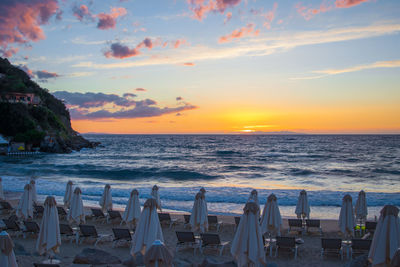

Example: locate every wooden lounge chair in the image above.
[207,215,222,231]
[78,224,109,246]
[306,219,322,235]
[158,213,178,229]
[2,218,22,235]
[112,228,132,248]
[23,221,40,238]
[200,233,229,256]
[34,204,44,218]
[321,238,343,260]
[350,239,372,258]
[183,214,191,228]
[288,219,303,234]
[57,206,67,220]
[275,236,298,259]
[176,231,200,254]
[91,208,106,223]
[107,210,122,223]
[59,223,76,243]
[0,201,14,214]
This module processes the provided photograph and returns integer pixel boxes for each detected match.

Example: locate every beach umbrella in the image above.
[67,187,85,224]
[16,184,33,220]
[295,190,310,219]
[99,184,112,212]
[248,189,260,218]
[355,190,368,223]
[231,201,266,267]
[0,177,4,200]
[122,189,141,228]
[36,196,61,258]
[260,194,282,236]
[151,185,161,211]
[0,231,18,267]
[189,192,208,232]
[339,194,355,238]
[63,181,73,209]
[368,205,400,266]
[30,178,37,204]
[131,198,164,255]
[391,249,400,267]
[144,240,173,267]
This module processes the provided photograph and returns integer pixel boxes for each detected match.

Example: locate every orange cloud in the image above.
[250,3,278,29]
[173,39,187,48]
[182,62,195,66]
[295,2,332,20]
[97,7,127,30]
[335,0,369,8]
[218,23,259,43]
[188,0,241,20]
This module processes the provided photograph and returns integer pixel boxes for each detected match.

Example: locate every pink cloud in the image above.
[335,0,368,8]
[295,2,332,20]
[173,39,187,48]
[104,43,140,59]
[188,0,241,20]
[182,62,195,66]
[251,3,278,29]
[135,88,147,92]
[224,12,232,24]
[218,23,259,43]
[72,4,93,21]
[97,7,127,30]
[137,38,153,49]
[0,0,59,57]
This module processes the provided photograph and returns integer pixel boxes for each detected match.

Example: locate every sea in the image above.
[1,134,400,219]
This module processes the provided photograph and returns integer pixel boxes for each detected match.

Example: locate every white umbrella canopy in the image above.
[339,194,355,238]
[36,196,61,256]
[189,192,208,232]
[99,184,112,212]
[63,181,73,209]
[260,194,282,236]
[67,187,85,224]
[355,190,368,222]
[248,189,260,219]
[151,185,162,211]
[295,190,310,219]
[368,205,400,266]
[144,240,173,267]
[16,184,33,220]
[122,189,141,228]
[30,178,37,204]
[0,231,18,267]
[231,201,266,267]
[131,198,164,255]
[0,177,4,200]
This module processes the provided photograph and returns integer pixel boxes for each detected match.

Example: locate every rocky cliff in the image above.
[0,57,99,153]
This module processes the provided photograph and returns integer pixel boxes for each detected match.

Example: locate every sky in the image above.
[1,0,400,134]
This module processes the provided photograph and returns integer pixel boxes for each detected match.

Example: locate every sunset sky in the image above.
[1,0,400,134]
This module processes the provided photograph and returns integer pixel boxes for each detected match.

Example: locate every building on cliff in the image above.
[0,92,41,105]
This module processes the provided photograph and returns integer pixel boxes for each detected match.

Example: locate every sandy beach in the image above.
[0,191,359,267]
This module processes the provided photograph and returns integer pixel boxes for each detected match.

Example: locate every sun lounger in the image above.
[350,239,372,258]
[107,210,122,223]
[34,204,44,218]
[306,219,322,235]
[200,233,229,256]
[365,221,377,234]
[0,201,14,214]
[275,236,298,259]
[288,219,303,234]
[112,228,132,248]
[57,206,67,219]
[158,213,178,229]
[183,214,191,228]
[321,238,343,260]
[176,231,200,254]
[23,221,40,238]
[78,224,110,246]
[207,215,222,231]
[91,208,106,223]
[59,223,76,243]
[2,218,22,234]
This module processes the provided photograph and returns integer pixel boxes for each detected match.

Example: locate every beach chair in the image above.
[112,228,132,248]
[59,223,76,243]
[306,219,322,235]
[23,221,40,238]
[2,218,22,236]
[33,264,61,267]
[288,219,303,234]
[207,215,222,231]
[321,238,343,260]
[275,236,298,259]
[107,210,122,223]
[91,208,106,223]
[158,213,178,229]
[57,206,67,220]
[350,239,372,258]
[34,204,44,218]
[184,214,191,228]
[78,224,110,246]
[365,221,377,234]
[0,201,14,214]
[176,231,200,254]
[200,233,229,256]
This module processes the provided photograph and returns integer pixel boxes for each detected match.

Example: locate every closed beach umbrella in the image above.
[36,196,61,256]
[339,194,355,238]
[67,187,85,224]
[63,181,73,209]
[144,240,173,267]
[368,205,400,266]
[0,231,18,267]
[99,184,112,212]
[189,192,208,232]
[16,184,33,220]
[30,178,37,204]
[391,249,400,267]
[122,189,141,228]
[260,194,282,236]
[0,177,4,200]
[151,185,161,211]
[355,190,368,222]
[231,201,266,267]
[131,198,164,255]
[295,190,310,219]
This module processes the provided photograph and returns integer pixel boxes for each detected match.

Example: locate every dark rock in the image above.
[73,248,121,265]
[13,242,30,256]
